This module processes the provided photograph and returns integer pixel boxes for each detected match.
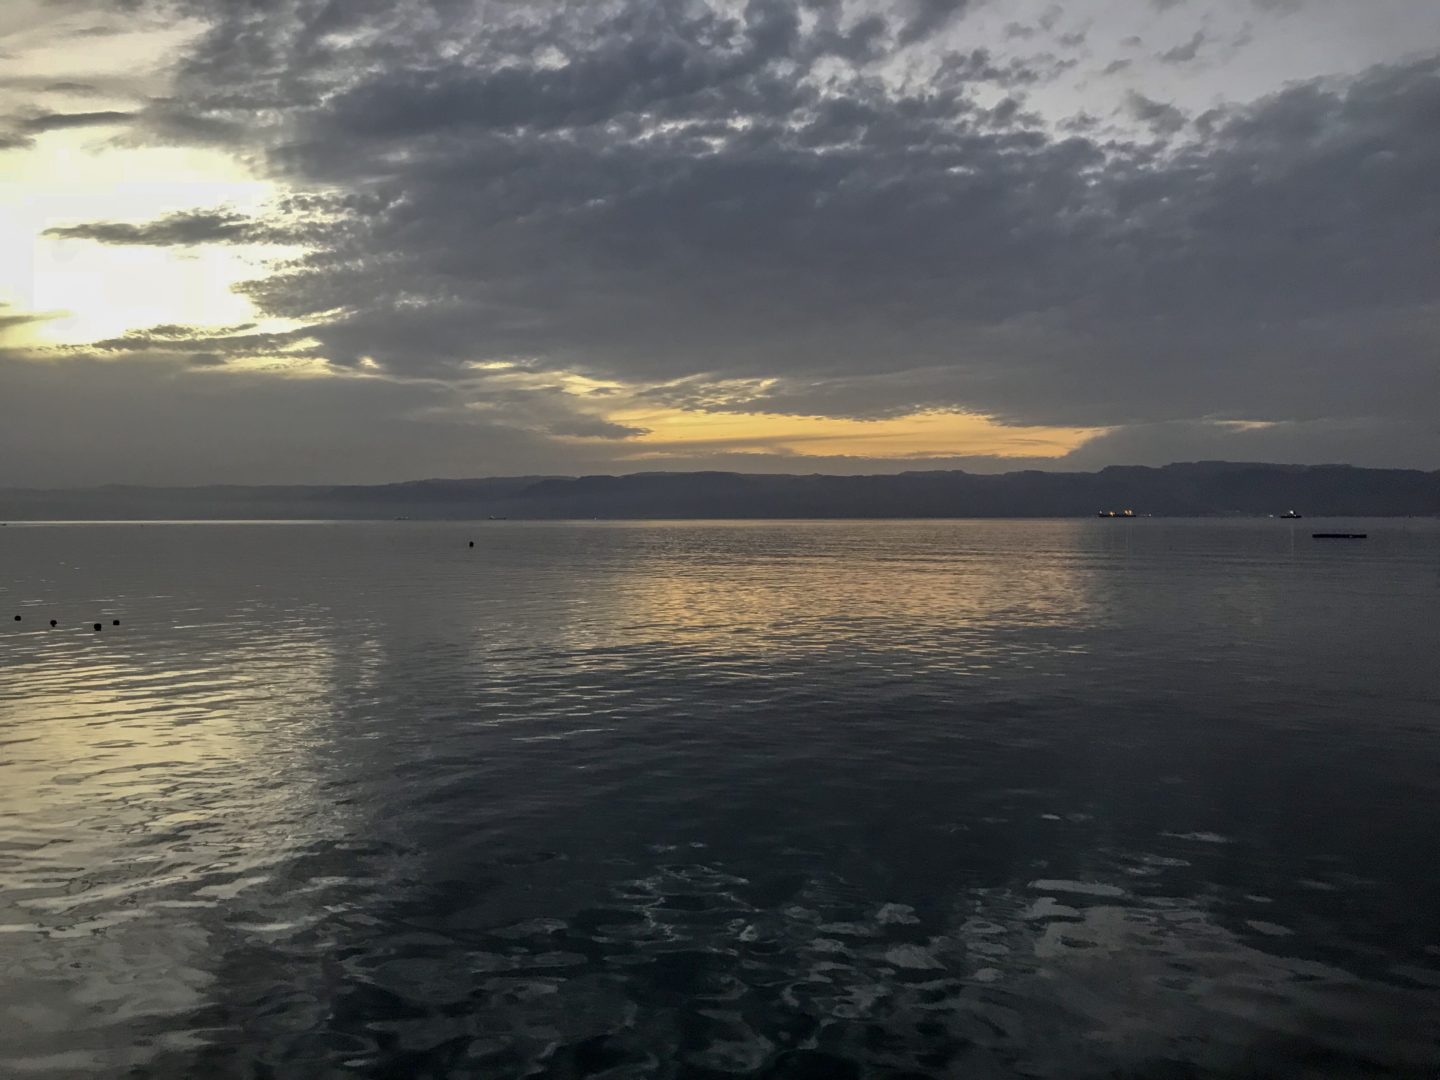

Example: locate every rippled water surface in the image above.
[2,519,1439,1078]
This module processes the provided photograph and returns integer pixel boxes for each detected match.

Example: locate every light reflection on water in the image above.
[1,519,1438,1077]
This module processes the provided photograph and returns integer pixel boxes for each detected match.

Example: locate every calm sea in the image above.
[2,519,1438,1078]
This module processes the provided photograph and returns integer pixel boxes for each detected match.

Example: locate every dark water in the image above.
[2,519,1438,1079]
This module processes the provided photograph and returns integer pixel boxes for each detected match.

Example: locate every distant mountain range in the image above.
[2,463,1437,520]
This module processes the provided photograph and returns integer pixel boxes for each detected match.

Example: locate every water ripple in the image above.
[1,520,1438,1077]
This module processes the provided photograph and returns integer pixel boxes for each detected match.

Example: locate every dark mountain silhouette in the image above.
[1,463,1436,520]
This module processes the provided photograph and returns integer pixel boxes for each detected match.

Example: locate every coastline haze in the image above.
[3,462,1437,520]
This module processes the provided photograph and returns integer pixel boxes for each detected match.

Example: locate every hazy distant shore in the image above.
[3,462,1436,521]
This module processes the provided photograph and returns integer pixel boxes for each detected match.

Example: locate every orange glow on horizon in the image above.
[587,405,1105,461]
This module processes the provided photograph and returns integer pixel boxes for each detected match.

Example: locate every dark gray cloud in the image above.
[86,321,316,359]
[0,305,52,336]
[1062,417,1440,471]
[0,351,552,486]
[44,81,102,94]
[0,77,102,95]
[0,341,670,485]
[897,0,971,46]
[21,109,136,131]
[44,206,329,246]
[46,209,255,245]
[1125,90,1189,132]
[1158,30,1209,63]
[5,0,1436,479]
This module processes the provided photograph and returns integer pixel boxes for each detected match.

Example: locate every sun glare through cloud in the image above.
[0,130,290,345]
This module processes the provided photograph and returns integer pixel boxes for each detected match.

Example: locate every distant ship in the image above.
[1279,510,1303,519]
[1097,509,1135,518]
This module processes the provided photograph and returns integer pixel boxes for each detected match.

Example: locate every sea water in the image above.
[1,519,1438,1077]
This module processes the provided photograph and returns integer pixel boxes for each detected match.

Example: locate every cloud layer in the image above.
[3,0,1438,482]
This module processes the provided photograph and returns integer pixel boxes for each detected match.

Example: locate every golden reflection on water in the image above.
[0,612,384,1074]
[1,619,370,824]
[572,522,1101,661]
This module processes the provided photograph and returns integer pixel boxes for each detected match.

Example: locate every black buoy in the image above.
[468,541,475,548]
[49,619,57,627]
[93,623,102,632]
[112,619,120,626]
[12,615,19,622]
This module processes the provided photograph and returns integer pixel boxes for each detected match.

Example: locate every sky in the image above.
[1,0,1437,485]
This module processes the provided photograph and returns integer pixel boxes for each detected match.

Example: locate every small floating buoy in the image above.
[112,619,120,626]
[50,619,57,627]
[468,541,474,548]
[93,623,102,632]
[12,614,19,622]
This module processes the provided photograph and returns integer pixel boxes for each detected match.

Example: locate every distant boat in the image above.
[1313,533,1367,540]
[1280,510,1303,519]
[1097,509,1136,518]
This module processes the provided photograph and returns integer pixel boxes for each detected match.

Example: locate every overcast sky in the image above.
[1,0,1437,484]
